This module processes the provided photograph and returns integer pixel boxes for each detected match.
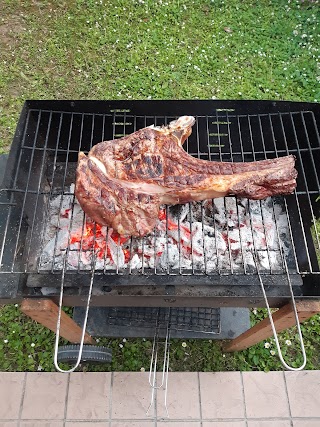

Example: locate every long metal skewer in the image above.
[146,308,171,418]
[253,250,307,371]
[53,252,95,373]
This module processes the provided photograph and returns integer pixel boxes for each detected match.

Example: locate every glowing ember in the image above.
[39,185,292,273]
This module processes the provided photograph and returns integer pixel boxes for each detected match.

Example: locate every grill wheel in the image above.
[57,345,112,364]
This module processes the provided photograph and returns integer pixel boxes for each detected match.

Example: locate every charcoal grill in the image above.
[0,100,319,375]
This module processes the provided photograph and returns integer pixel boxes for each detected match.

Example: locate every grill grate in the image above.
[73,306,221,338]
[1,103,319,285]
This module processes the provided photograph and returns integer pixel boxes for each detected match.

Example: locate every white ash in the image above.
[39,185,293,273]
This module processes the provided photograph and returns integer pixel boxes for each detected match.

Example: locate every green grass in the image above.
[0,0,319,153]
[1,305,320,372]
[0,0,320,371]
[312,217,320,265]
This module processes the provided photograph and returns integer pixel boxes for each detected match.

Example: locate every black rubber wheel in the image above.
[57,345,112,364]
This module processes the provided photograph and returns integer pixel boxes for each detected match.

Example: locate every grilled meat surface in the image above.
[75,116,297,236]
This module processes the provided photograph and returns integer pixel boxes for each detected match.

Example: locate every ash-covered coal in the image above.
[39,185,293,274]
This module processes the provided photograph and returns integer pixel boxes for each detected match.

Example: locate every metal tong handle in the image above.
[146,308,171,418]
[53,255,95,373]
[254,251,307,371]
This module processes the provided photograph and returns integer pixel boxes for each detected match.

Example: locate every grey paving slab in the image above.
[0,372,25,420]
[66,423,112,427]
[243,371,290,418]
[111,423,155,427]
[111,372,153,419]
[247,421,291,427]
[157,372,200,419]
[199,372,244,419]
[1,370,320,425]
[21,373,68,420]
[292,420,320,427]
[20,422,64,427]
[202,422,246,427]
[158,423,201,426]
[285,371,320,418]
[66,372,111,420]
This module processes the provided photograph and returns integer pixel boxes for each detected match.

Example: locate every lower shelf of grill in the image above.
[73,307,250,339]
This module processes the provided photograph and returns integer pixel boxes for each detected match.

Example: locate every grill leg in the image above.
[20,299,95,344]
[223,301,320,352]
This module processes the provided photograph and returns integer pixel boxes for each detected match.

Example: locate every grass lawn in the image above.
[0,0,319,371]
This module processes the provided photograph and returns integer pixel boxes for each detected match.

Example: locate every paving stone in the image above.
[200,372,244,419]
[21,373,68,420]
[243,371,290,418]
[0,373,25,420]
[67,373,110,420]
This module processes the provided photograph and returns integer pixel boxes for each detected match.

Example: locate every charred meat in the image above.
[75,116,297,236]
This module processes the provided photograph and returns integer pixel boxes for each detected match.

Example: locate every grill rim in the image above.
[0,99,319,300]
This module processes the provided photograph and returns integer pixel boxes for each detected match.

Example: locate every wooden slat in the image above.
[21,299,94,344]
[224,300,320,352]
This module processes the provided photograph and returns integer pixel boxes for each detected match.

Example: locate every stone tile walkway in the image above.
[0,371,319,426]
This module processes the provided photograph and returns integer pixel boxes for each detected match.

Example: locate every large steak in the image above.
[75,116,297,236]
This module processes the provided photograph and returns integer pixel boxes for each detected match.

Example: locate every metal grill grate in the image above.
[0,103,319,286]
[73,306,221,338]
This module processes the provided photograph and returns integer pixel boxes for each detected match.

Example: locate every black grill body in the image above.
[0,100,319,307]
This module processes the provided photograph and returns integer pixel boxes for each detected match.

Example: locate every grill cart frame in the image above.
[0,99,319,368]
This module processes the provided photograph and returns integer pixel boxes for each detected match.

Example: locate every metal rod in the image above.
[16,144,319,157]
[53,252,95,373]
[146,308,171,418]
[0,110,31,269]
[25,111,53,271]
[11,110,42,272]
[253,251,307,371]
[37,113,64,272]
[51,113,76,272]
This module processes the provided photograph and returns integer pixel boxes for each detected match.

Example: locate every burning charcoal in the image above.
[248,199,262,216]
[265,222,278,250]
[268,251,283,272]
[80,251,92,269]
[53,259,64,270]
[102,258,113,270]
[153,237,166,256]
[206,257,218,272]
[50,194,73,214]
[39,177,293,274]
[191,222,205,256]
[67,251,80,269]
[203,199,215,217]
[166,221,192,248]
[188,201,203,222]
[168,203,189,223]
[225,200,239,229]
[213,197,226,213]
[130,253,143,270]
[141,243,156,259]
[244,251,256,271]
[237,197,248,209]
[204,235,218,262]
[214,229,228,253]
[44,229,69,257]
[225,229,241,252]
[257,251,269,270]
[213,198,228,226]
[193,253,206,270]
[94,257,105,271]
[203,224,215,237]
[159,243,180,270]
[107,231,126,269]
